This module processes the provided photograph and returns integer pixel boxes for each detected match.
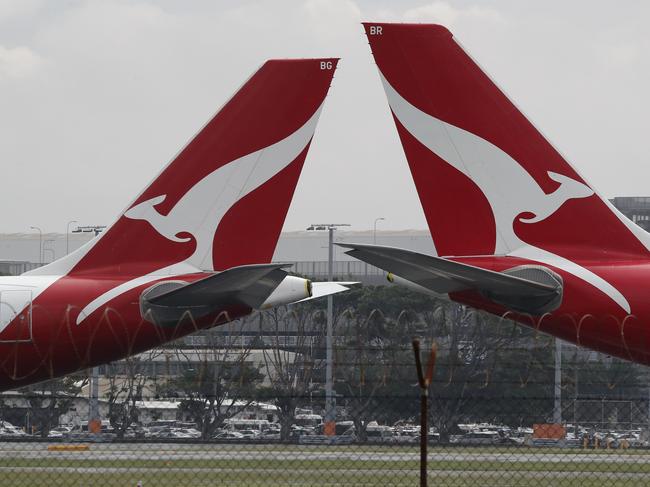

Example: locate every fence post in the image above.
[412,338,437,487]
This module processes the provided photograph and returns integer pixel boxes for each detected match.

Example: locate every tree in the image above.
[21,375,87,437]
[259,306,325,441]
[334,307,415,441]
[422,304,521,442]
[484,327,555,426]
[564,351,647,428]
[105,349,161,438]
[158,320,264,439]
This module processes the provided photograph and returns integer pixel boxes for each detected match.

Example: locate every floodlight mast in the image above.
[373,217,385,244]
[71,224,107,434]
[66,220,78,255]
[306,223,350,436]
[29,226,42,264]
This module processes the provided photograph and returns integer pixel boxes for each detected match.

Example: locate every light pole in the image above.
[29,226,42,264]
[66,220,78,255]
[89,364,100,435]
[42,242,55,263]
[373,217,385,244]
[71,224,106,433]
[306,223,350,436]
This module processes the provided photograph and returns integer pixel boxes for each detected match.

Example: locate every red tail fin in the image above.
[31,58,338,276]
[364,23,650,260]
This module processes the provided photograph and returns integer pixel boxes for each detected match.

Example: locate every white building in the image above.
[0,229,435,283]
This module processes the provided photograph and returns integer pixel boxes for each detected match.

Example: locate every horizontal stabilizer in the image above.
[147,263,291,311]
[338,243,562,314]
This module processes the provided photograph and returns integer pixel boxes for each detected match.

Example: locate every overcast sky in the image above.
[1,0,649,234]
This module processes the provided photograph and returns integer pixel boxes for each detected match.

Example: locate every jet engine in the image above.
[258,276,312,309]
[386,272,439,296]
[139,271,313,328]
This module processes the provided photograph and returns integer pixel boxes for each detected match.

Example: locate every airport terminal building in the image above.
[0,229,436,283]
[1,197,645,279]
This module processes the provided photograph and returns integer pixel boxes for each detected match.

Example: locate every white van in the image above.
[224,418,272,433]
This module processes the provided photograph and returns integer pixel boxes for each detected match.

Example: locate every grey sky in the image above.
[1,0,649,234]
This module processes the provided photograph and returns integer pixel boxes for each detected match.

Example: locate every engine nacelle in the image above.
[386,272,441,297]
[258,276,312,309]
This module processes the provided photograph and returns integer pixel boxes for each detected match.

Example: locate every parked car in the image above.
[260,430,281,440]
[365,425,396,444]
[213,431,245,440]
[451,430,502,445]
[237,429,260,439]
[47,426,73,438]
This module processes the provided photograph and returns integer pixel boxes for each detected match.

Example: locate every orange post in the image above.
[323,421,336,436]
[88,419,102,434]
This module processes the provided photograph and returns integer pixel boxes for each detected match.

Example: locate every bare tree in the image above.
[425,303,516,443]
[105,349,161,438]
[159,319,264,439]
[259,306,325,441]
[335,307,399,441]
[21,375,87,437]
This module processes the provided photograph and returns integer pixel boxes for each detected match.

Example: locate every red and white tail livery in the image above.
[341,23,650,364]
[0,58,350,390]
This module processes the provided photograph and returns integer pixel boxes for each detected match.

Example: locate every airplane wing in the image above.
[147,263,292,310]
[337,243,562,314]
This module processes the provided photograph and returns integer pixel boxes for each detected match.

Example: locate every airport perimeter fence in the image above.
[2,286,650,486]
[3,389,650,486]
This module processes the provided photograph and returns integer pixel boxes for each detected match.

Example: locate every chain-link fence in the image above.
[2,286,650,486]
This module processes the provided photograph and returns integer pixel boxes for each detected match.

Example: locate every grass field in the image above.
[0,443,649,486]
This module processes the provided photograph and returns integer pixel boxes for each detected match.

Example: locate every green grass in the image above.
[1,445,650,486]
[1,457,650,473]
[1,471,650,487]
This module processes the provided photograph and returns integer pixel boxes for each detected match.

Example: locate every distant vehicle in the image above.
[146,420,177,429]
[0,422,27,438]
[260,430,281,441]
[334,421,355,437]
[174,428,201,439]
[47,426,72,438]
[224,419,272,434]
[299,434,354,445]
[238,429,260,439]
[294,414,322,429]
[213,431,245,440]
[147,426,200,439]
[365,424,396,444]
[451,431,502,446]
[290,425,314,439]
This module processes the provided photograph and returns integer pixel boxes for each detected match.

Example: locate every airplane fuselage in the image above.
[0,273,250,391]
[451,255,650,365]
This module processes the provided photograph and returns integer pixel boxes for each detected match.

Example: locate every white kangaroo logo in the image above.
[380,73,630,313]
[125,104,323,271]
[77,104,324,325]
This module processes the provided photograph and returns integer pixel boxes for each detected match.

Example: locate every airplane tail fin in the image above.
[29,58,338,277]
[363,23,650,260]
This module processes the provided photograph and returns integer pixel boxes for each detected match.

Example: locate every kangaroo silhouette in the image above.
[124,104,323,271]
[381,73,629,312]
[77,105,324,325]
